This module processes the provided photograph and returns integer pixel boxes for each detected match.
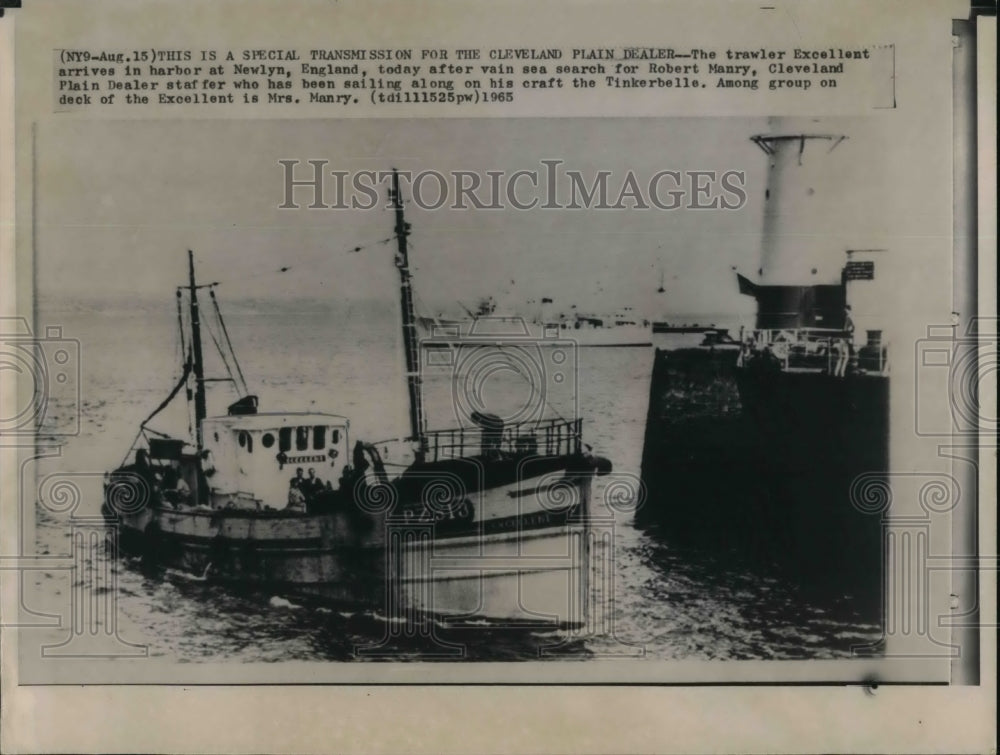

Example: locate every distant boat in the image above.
[103,170,612,627]
[650,323,740,353]
[419,303,653,348]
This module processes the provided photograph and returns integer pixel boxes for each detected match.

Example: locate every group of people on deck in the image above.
[286,467,332,512]
[124,450,347,513]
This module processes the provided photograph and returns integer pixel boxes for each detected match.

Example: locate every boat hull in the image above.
[107,466,594,627]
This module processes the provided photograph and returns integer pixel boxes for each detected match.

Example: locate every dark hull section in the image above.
[114,508,388,607]
[639,348,888,616]
[107,458,597,625]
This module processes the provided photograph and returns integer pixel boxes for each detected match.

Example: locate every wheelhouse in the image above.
[201,412,350,509]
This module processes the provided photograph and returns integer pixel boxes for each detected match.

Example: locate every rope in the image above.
[210,288,248,396]
[139,358,192,430]
[118,359,192,467]
[202,313,237,388]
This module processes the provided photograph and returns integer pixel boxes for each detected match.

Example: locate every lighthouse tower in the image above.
[738,128,855,332]
[757,132,850,286]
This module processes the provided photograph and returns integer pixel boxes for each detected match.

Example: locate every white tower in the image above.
[753,131,850,287]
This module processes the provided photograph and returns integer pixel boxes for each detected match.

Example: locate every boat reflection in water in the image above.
[103,170,611,631]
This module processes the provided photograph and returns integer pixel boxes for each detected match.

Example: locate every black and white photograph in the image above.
[17,115,905,667]
[0,0,994,752]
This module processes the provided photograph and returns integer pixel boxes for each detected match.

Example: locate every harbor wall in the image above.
[638,346,887,618]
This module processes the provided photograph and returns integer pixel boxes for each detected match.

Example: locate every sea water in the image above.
[24,297,880,662]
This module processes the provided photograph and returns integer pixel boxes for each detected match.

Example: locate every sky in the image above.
[34,116,893,319]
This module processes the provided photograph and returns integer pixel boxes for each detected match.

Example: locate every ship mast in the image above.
[187,249,208,451]
[389,169,426,456]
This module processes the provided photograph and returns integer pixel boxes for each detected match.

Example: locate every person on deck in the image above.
[161,467,191,507]
[305,467,324,499]
[133,448,156,487]
[289,467,305,490]
[286,483,306,512]
[843,305,855,338]
[837,305,856,377]
[832,338,850,377]
[173,474,191,505]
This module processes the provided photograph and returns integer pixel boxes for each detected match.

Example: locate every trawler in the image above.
[103,170,610,626]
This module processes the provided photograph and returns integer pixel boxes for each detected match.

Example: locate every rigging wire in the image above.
[116,355,193,467]
[202,311,238,390]
[185,347,194,440]
[175,290,196,438]
[115,233,403,467]
[209,287,249,396]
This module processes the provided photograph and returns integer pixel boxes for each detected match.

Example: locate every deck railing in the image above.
[424,417,583,462]
[737,327,889,376]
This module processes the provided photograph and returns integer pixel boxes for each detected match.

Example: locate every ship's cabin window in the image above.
[262,432,275,449]
[331,429,339,444]
[279,427,292,452]
[238,430,253,453]
[296,426,309,451]
[313,425,326,450]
